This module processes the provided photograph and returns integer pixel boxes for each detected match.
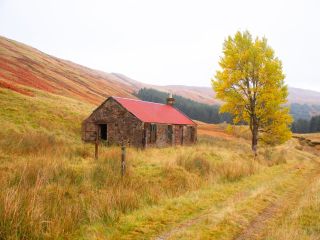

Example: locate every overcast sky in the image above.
[0,0,319,91]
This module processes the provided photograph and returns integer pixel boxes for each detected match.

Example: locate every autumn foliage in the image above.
[213,31,292,153]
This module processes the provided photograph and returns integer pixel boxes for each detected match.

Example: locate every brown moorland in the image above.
[0,36,136,104]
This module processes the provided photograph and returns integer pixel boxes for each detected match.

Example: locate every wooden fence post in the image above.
[121,144,126,176]
[95,132,99,160]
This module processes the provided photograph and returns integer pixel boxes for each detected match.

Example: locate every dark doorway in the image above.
[99,124,108,140]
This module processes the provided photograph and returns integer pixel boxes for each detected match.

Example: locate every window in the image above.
[167,125,173,143]
[179,126,183,145]
[149,124,157,143]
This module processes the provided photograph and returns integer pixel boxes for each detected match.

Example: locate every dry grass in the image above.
[196,122,235,140]
[298,133,320,142]
[0,124,267,239]
[265,174,320,240]
[0,125,292,240]
[0,142,254,239]
[0,88,319,240]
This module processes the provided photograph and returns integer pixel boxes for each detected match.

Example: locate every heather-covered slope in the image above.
[0,36,136,104]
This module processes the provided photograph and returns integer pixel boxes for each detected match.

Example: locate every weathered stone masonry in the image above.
[82,97,197,148]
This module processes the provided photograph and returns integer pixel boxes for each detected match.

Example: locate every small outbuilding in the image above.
[81,95,197,148]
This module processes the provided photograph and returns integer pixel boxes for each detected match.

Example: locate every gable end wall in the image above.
[82,98,144,147]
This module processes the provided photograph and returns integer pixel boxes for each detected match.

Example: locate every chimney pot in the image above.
[166,93,175,106]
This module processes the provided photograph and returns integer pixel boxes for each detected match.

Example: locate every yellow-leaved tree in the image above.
[212,31,292,155]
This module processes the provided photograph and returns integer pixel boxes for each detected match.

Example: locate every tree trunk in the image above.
[251,123,258,157]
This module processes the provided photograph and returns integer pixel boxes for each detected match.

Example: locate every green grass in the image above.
[0,87,93,138]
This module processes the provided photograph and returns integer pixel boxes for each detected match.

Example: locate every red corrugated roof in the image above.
[113,97,196,125]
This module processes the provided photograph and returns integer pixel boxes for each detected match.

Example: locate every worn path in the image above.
[234,167,320,240]
[154,162,320,240]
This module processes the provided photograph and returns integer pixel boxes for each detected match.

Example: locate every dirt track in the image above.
[153,164,320,240]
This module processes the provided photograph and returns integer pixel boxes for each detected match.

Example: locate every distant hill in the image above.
[112,73,320,106]
[288,87,320,105]
[111,73,220,105]
[0,36,137,104]
[1,35,320,118]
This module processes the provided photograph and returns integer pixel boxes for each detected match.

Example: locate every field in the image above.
[0,88,320,240]
[298,133,320,143]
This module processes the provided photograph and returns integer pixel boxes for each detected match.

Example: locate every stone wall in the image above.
[144,123,171,148]
[144,123,197,148]
[82,98,144,147]
[182,125,197,145]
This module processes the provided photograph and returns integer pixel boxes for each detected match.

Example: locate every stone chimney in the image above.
[166,93,175,106]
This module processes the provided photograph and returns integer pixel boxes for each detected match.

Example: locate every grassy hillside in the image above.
[0,36,136,104]
[0,87,320,240]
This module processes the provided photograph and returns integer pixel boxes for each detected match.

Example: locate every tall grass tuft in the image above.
[214,160,256,182]
[0,129,68,156]
[260,148,288,166]
[176,153,212,176]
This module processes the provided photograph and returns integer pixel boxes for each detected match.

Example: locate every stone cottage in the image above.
[81,95,197,148]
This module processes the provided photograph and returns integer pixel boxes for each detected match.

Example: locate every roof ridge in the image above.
[112,96,168,106]
[111,96,196,125]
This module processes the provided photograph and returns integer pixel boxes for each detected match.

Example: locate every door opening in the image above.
[99,124,108,140]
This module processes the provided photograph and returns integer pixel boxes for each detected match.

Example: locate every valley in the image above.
[0,35,320,240]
